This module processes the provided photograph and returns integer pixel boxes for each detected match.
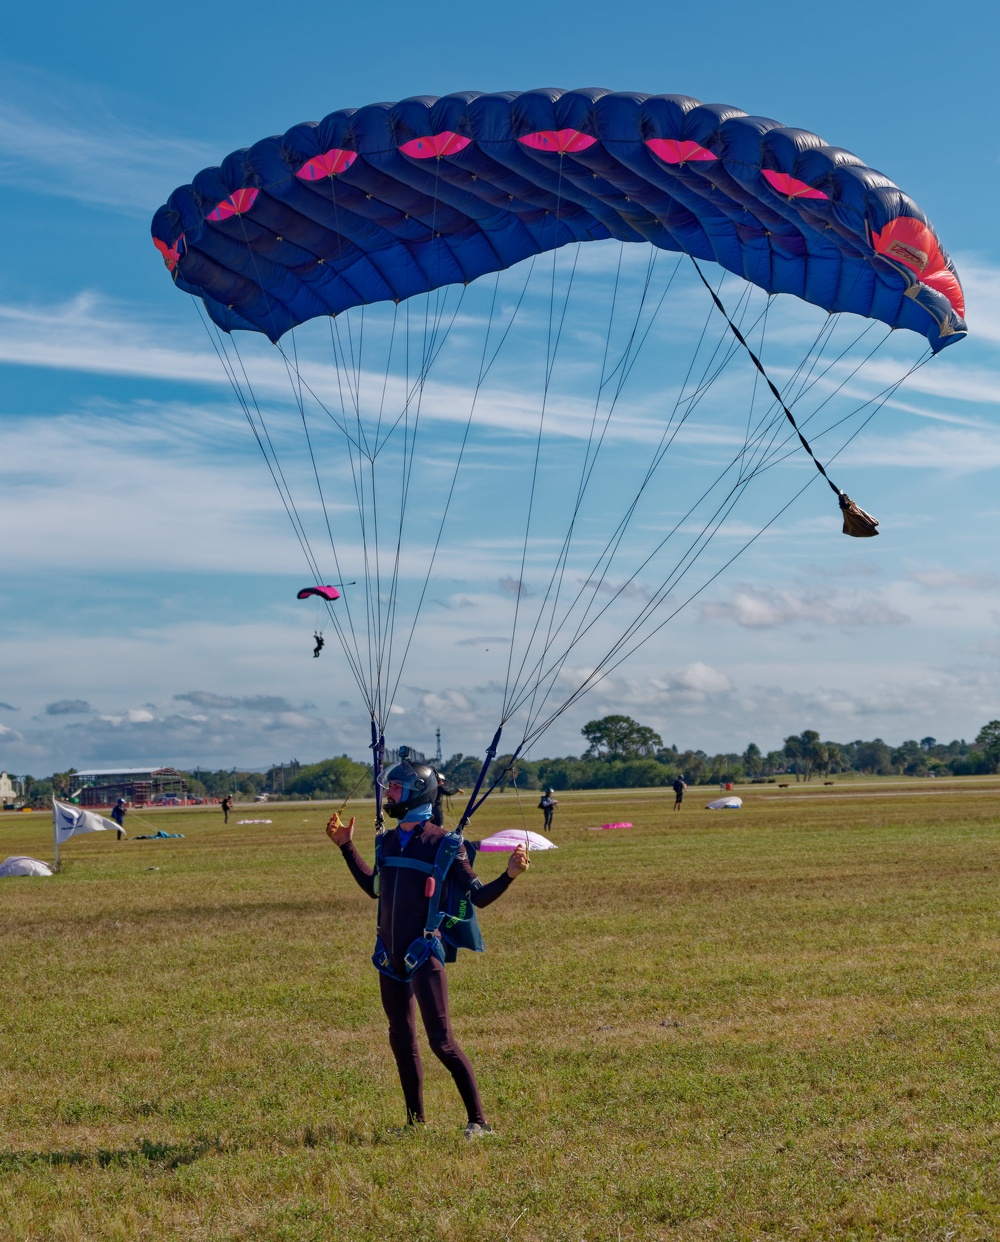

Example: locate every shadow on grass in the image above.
[0,1136,223,1172]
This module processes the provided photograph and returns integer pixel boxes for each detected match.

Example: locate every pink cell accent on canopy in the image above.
[644,138,717,164]
[398,132,472,159]
[207,188,260,221]
[871,216,965,316]
[761,170,829,200]
[296,585,341,601]
[518,129,597,154]
[153,234,185,272]
[296,148,357,180]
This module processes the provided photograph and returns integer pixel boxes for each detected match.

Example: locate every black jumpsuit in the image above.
[339,823,513,1124]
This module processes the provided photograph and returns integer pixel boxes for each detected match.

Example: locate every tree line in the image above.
[12,718,1000,805]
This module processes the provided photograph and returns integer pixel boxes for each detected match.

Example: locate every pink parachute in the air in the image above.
[296,586,341,602]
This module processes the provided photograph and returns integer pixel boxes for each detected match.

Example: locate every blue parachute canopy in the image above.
[152,88,966,351]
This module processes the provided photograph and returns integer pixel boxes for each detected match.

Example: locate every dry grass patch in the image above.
[3,782,1000,1238]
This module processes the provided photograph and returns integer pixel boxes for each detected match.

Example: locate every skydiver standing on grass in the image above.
[326,756,528,1137]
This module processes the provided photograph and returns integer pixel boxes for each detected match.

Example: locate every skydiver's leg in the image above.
[379,972,424,1123]
[413,957,486,1125]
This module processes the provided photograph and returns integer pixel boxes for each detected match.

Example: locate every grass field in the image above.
[3,779,1000,1240]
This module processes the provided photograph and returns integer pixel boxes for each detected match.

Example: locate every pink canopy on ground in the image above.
[477,829,557,852]
[587,821,633,831]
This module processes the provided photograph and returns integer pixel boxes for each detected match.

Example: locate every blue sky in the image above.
[2,0,1000,775]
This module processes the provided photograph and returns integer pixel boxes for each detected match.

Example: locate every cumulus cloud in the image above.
[45,699,93,716]
[700,584,908,629]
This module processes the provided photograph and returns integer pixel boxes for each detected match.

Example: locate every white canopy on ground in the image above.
[477,829,557,852]
[0,856,54,878]
[706,796,743,810]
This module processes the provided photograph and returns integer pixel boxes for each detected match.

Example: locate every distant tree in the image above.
[742,742,763,776]
[920,736,937,751]
[581,715,663,761]
[974,721,1000,773]
[442,753,487,788]
[765,749,786,776]
[285,756,369,799]
[783,734,803,781]
[50,768,78,796]
[855,739,892,775]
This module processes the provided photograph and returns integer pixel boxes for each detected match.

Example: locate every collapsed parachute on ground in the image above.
[0,856,53,878]
[706,796,742,810]
[477,829,557,852]
[151,88,965,829]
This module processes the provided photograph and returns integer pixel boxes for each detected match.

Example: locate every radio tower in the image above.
[435,728,442,766]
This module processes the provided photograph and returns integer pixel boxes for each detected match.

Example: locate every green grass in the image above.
[3,781,1000,1240]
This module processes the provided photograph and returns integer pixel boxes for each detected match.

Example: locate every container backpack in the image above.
[372,831,485,980]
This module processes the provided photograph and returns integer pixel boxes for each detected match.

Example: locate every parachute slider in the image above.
[838,494,879,538]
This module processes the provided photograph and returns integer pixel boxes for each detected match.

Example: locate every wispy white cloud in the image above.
[909,569,1000,592]
[0,63,216,213]
[700,583,908,629]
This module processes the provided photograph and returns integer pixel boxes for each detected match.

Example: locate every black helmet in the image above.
[380,759,437,819]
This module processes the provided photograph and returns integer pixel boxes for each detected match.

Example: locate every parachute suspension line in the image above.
[221,218,371,690]
[371,721,385,836]
[194,306,375,712]
[518,342,934,751]
[280,329,369,694]
[521,465,827,749]
[381,283,463,676]
[499,158,583,722]
[501,238,582,721]
[734,313,882,487]
[752,345,931,483]
[383,260,540,719]
[506,275,829,736]
[326,313,379,702]
[516,244,676,737]
[741,327,894,483]
[509,266,758,738]
[691,258,879,537]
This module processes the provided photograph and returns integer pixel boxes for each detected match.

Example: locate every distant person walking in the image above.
[110,798,128,839]
[221,794,234,824]
[672,775,687,811]
[539,788,558,830]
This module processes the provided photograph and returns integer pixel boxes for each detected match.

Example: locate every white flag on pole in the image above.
[52,797,119,844]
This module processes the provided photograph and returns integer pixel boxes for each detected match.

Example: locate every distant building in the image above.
[0,771,21,809]
[75,767,188,807]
